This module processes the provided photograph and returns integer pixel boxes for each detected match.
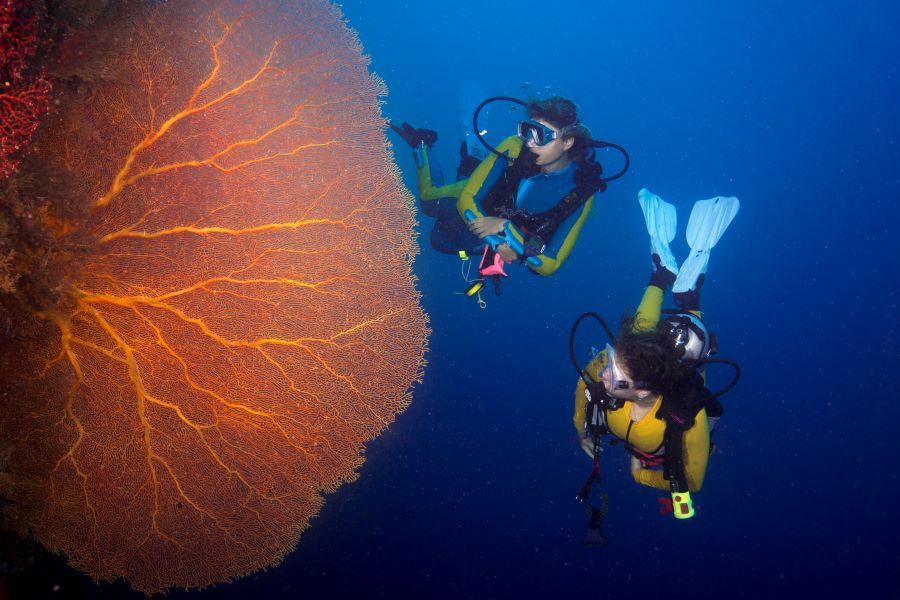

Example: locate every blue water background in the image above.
[23,1,899,598]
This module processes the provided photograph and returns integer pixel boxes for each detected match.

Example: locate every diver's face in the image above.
[526,119,574,172]
[601,349,650,402]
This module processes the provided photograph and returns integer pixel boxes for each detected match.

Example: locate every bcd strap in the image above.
[662,423,689,493]
[491,275,502,296]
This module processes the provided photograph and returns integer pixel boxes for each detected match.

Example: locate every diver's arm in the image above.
[631,410,710,492]
[574,352,607,458]
[456,135,522,220]
[682,410,710,491]
[573,353,606,433]
[574,381,589,433]
[525,196,594,276]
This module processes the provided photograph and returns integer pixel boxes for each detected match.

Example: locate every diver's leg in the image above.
[634,190,679,331]
[430,216,482,256]
[633,282,665,333]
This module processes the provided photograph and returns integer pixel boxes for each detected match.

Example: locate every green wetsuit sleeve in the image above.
[526,195,594,276]
[416,145,468,201]
[456,135,523,220]
[631,409,710,492]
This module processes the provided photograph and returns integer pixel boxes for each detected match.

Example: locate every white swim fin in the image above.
[638,188,678,274]
[673,196,740,293]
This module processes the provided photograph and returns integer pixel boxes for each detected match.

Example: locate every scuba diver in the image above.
[391,90,628,304]
[571,189,740,538]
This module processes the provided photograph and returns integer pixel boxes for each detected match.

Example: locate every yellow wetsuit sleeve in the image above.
[456,135,523,220]
[526,195,594,276]
[416,144,468,201]
[573,350,607,433]
[631,409,710,492]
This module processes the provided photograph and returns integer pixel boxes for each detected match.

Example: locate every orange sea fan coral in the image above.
[0,0,427,593]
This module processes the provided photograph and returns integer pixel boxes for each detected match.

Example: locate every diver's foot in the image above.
[649,253,677,290]
[673,274,704,311]
[389,121,437,148]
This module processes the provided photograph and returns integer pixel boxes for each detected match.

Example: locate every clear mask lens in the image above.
[603,343,631,391]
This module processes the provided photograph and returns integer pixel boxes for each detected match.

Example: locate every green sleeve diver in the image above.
[392,96,609,275]
[457,135,595,276]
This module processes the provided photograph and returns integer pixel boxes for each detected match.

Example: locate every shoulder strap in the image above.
[481,142,535,216]
[662,421,689,492]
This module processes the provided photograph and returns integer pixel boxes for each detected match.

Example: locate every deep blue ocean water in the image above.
[10,1,899,598]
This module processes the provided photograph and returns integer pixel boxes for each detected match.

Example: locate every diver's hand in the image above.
[579,431,596,459]
[630,456,642,475]
[497,243,518,263]
[467,216,507,239]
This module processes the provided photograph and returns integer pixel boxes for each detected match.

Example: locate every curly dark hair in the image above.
[613,325,696,399]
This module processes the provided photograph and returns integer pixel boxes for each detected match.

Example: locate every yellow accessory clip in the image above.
[465,280,484,297]
[671,491,695,519]
[464,279,487,308]
[456,250,486,308]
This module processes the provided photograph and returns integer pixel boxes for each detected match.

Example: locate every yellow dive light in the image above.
[671,491,695,519]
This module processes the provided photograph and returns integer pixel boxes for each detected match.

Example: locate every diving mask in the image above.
[602,343,633,391]
[517,119,562,146]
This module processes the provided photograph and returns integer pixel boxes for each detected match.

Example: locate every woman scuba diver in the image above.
[572,189,740,531]
[391,94,628,295]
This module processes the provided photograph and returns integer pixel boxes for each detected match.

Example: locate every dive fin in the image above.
[389,122,437,149]
[673,196,740,293]
[638,188,678,274]
[458,81,488,161]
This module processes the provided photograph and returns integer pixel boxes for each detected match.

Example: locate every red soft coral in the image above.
[0,0,51,180]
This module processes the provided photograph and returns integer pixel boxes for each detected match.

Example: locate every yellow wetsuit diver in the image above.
[573,189,739,508]
[573,284,710,492]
